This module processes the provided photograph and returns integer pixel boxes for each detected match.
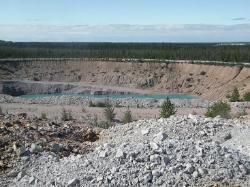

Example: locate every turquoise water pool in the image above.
[19,93,196,100]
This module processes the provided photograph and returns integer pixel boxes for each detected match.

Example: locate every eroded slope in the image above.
[1,59,250,100]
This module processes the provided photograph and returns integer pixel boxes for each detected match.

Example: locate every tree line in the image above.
[0,41,250,62]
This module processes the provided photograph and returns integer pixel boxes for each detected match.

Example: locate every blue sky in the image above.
[0,0,250,42]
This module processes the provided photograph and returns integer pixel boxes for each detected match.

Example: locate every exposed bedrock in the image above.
[0,81,75,96]
[1,59,250,100]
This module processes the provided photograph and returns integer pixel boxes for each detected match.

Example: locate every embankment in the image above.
[1,59,250,100]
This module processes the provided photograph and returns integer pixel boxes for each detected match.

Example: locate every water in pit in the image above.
[18,93,197,100]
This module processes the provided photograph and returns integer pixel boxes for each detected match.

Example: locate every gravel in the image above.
[1,114,250,186]
[0,94,210,108]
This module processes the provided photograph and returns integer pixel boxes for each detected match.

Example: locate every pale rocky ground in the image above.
[1,115,250,187]
[1,94,250,186]
[0,94,249,122]
[1,94,250,187]
[0,103,207,122]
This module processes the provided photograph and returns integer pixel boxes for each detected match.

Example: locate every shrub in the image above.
[205,101,231,118]
[61,108,73,121]
[89,115,113,129]
[89,101,107,107]
[191,110,197,115]
[160,98,176,118]
[235,107,247,118]
[243,92,250,101]
[104,102,116,123]
[228,87,240,102]
[90,114,99,127]
[97,102,108,107]
[98,121,113,129]
[122,107,133,124]
[88,101,95,107]
[200,71,206,75]
[82,107,86,113]
[40,112,47,120]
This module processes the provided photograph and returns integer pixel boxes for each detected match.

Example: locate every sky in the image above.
[0,0,250,42]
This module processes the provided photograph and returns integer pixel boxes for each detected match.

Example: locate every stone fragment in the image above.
[97,176,103,182]
[152,169,162,177]
[99,150,108,158]
[192,171,199,179]
[154,131,167,142]
[67,178,80,187]
[16,171,26,181]
[185,163,195,174]
[150,154,161,163]
[16,146,27,156]
[144,172,153,183]
[51,143,63,153]
[30,143,43,153]
[223,133,232,141]
[198,168,207,176]
[110,167,118,174]
[141,129,149,135]
[115,149,126,159]
[7,170,19,178]
[150,141,159,150]
[162,156,170,165]
[29,176,36,184]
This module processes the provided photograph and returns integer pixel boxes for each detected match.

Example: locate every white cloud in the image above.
[232,17,247,21]
[0,24,250,42]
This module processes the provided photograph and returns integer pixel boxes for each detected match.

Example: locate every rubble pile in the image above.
[0,113,99,174]
[1,115,250,186]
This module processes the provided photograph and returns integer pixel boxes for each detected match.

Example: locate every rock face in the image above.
[1,81,75,96]
[1,59,250,100]
[3,115,250,187]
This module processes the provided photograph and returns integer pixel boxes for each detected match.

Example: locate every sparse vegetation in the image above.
[89,101,108,107]
[90,118,114,129]
[205,101,231,118]
[82,107,86,113]
[104,102,116,124]
[243,92,250,101]
[90,114,99,127]
[235,107,247,118]
[122,107,133,124]
[61,108,73,121]
[160,98,176,118]
[200,71,206,75]
[228,87,241,102]
[40,112,47,120]
[98,121,113,129]
[191,110,198,115]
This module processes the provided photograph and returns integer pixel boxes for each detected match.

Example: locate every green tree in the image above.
[122,107,133,124]
[0,105,3,115]
[40,112,47,120]
[243,91,250,101]
[61,108,73,121]
[228,87,240,102]
[160,98,176,118]
[104,102,116,123]
[205,101,231,118]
